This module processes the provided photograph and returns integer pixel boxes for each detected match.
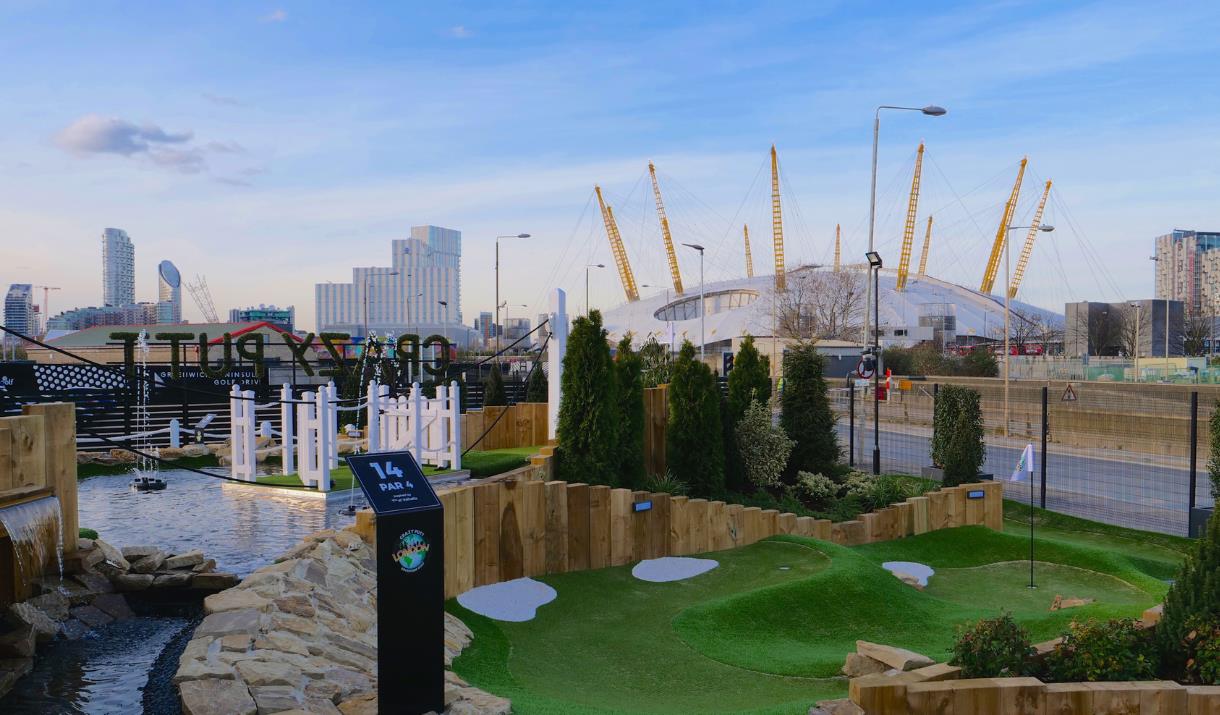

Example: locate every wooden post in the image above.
[812,519,832,541]
[761,509,780,539]
[709,501,730,551]
[778,513,798,535]
[908,496,930,535]
[649,492,671,558]
[687,499,709,553]
[544,481,569,575]
[521,480,546,576]
[631,491,651,561]
[726,503,744,548]
[742,507,763,545]
[0,425,12,493]
[22,404,77,555]
[473,483,501,586]
[980,480,1004,531]
[588,485,612,569]
[7,415,46,491]
[668,496,689,555]
[565,483,590,572]
[609,488,634,566]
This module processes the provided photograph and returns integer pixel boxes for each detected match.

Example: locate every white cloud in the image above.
[202,92,243,107]
[448,25,472,39]
[54,114,192,157]
[262,9,287,23]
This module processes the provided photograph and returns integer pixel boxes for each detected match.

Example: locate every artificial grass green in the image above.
[256,446,541,489]
[77,453,221,479]
[451,540,846,715]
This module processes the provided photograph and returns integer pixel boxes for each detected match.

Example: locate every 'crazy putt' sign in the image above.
[346,451,445,714]
[107,330,450,381]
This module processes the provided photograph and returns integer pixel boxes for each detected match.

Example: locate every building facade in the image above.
[4,284,34,337]
[474,311,495,346]
[1065,299,1183,357]
[1154,229,1220,315]
[102,228,135,307]
[229,305,295,332]
[315,225,462,339]
[48,303,159,331]
[157,259,182,324]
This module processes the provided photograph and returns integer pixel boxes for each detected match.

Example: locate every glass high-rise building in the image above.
[102,228,135,307]
[157,259,182,323]
[4,284,34,337]
[1154,229,1220,314]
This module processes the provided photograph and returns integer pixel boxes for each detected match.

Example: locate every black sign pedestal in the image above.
[346,452,445,714]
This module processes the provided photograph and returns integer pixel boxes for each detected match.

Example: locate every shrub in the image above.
[667,341,725,498]
[1177,615,1220,684]
[615,336,646,487]
[556,310,622,486]
[842,471,876,501]
[525,366,548,402]
[725,335,772,491]
[951,612,1034,678]
[639,336,673,388]
[794,471,838,506]
[735,400,794,490]
[483,362,508,407]
[643,470,688,496]
[1159,503,1220,675]
[933,385,985,486]
[961,349,998,377]
[881,346,914,376]
[79,527,99,540]
[1209,402,1220,504]
[780,342,839,480]
[1044,618,1156,682]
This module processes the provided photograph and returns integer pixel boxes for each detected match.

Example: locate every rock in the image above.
[811,699,865,715]
[446,685,512,715]
[193,559,218,574]
[113,573,155,592]
[253,632,311,657]
[59,619,90,640]
[323,668,373,700]
[894,572,925,590]
[841,652,891,677]
[78,538,96,551]
[153,573,193,588]
[0,657,34,703]
[249,684,302,712]
[108,448,138,464]
[35,577,95,606]
[165,550,206,570]
[73,571,114,596]
[337,692,377,715]
[130,551,167,574]
[69,604,114,629]
[192,573,241,591]
[220,634,253,652]
[1049,594,1094,611]
[121,545,162,560]
[181,443,211,458]
[93,539,131,575]
[92,593,135,621]
[196,609,264,638]
[27,591,70,620]
[1143,603,1164,627]
[205,590,270,614]
[179,678,257,715]
[274,594,316,618]
[64,546,105,574]
[7,602,59,643]
[235,659,302,687]
[855,641,935,671]
[174,658,238,683]
[0,625,35,658]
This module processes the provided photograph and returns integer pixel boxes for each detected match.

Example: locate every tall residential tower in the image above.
[1154,229,1220,314]
[102,228,135,307]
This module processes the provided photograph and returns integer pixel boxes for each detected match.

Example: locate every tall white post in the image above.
[547,288,568,441]
[410,382,424,465]
[366,380,381,454]
[449,380,462,469]
[297,394,315,483]
[316,385,333,490]
[168,418,181,449]
[325,381,339,468]
[280,384,294,476]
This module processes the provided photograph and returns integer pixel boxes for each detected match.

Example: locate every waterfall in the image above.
[0,497,64,587]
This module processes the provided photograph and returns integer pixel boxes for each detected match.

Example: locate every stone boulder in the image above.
[179,678,257,715]
[92,539,131,576]
[855,641,935,672]
[841,652,893,678]
[6,602,59,643]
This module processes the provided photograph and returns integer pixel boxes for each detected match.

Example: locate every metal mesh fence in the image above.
[834,379,1210,537]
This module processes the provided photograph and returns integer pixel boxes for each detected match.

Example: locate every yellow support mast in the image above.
[979,157,1028,294]
[917,215,933,275]
[647,162,684,296]
[895,142,925,291]
[743,224,754,278]
[594,185,640,302]
[833,224,841,272]
[1008,179,1052,299]
[770,145,786,292]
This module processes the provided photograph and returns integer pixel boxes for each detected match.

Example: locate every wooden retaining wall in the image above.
[643,385,668,478]
[0,403,79,605]
[355,462,1002,599]
[460,402,548,452]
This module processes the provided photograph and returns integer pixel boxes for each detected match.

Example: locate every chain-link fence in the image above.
[834,379,1214,537]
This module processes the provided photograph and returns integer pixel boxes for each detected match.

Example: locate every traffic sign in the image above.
[1061,384,1078,402]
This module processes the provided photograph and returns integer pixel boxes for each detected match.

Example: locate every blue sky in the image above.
[3,0,1220,330]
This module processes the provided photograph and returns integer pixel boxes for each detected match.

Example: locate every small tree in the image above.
[735,399,794,490]
[525,365,548,402]
[483,361,508,407]
[725,334,772,491]
[667,341,725,497]
[615,335,646,488]
[639,336,673,388]
[556,310,621,486]
[781,342,839,480]
[1158,507,1220,676]
[933,385,985,486]
[961,349,998,377]
[1208,401,1220,504]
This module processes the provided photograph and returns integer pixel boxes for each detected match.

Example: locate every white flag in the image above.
[1010,444,1035,482]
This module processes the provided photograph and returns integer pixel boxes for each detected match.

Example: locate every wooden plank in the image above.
[588,485,612,569]
[649,492,671,558]
[0,425,12,493]
[726,503,744,549]
[6,415,45,490]
[1186,685,1220,715]
[1043,682,1093,715]
[860,512,880,543]
[22,403,77,554]
[778,513,798,535]
[709,501,731,551]
[544,481,569,574]
[498,480,525,581]
[926,490,950,531]
[946,486,966,528]
[964,483,987,527]
[1137,682,1187,714]
[440,491,458,598]
[795,516,816,537]
[832,520,866,546]
[631,491,651,561]
[450,487,474,596]
[742,507,763,545]
[473,483,501,586]
[521,480,547,576]
[686,499,709,554]
[668,496,689,555]
[566,483,591,572]
[609,488,634,566]
[981,480,1004,531]
[908,496,930,535]
[812,519,831,540]
[904,680,953,715]
[761,509,780,539]
[894,502,913,538]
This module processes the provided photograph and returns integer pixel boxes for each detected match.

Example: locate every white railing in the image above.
[367,380,462,470]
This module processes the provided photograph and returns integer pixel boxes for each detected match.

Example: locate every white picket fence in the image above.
[366,380,462,470]
[229,385,257,481]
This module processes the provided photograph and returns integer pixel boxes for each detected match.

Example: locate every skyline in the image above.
[4,2,1220,331]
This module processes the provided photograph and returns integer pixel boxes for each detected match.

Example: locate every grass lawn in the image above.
[256,446,541,489]
[452,514,1184,714]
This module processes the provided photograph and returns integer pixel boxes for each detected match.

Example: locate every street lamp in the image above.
[1003,224,1054,434]
[1148,255,1174,370]
[496,233,530,361]
[437,300,451,356]
[1129,302,1143,382]
[585,264,605,317]
[864,104,947,354]
[865,251,883,474]
[683,243,706,360]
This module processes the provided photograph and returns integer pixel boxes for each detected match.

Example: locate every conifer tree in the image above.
[615,335,646,487]
[780,342,839,479]
[725,335,772,490]
[525,365,549,402]
[483,361,508,407]
[556,310,621,486]
[667,341,725,496]
[1158,510,1220,675]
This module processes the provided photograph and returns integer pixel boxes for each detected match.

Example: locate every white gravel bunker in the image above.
[632,556,719,583]
[457,577,557,622]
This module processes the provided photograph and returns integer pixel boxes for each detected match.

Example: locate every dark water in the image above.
[2,469,358,714]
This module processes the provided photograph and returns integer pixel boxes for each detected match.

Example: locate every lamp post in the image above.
[1003,224,1054,435]
[863,104,947,353]
[1129,302,1143,382]
[496,233,530,361]
[865,251,883,474]
[683,243,706,361]
[585,264,605,316]
[437,300,451,358]
[1149,255,1173,371]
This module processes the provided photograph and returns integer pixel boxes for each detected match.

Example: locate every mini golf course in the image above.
[448,505,1189,714]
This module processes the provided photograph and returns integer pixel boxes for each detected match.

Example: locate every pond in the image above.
[2,469,359,714]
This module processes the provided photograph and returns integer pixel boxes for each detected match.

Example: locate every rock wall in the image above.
[174,527,510,715]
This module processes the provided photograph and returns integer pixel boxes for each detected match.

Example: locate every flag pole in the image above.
[1028,445,1036,589]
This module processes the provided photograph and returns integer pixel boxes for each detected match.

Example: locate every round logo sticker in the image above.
[393,529,430,573]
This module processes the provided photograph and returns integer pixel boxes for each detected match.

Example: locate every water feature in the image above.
[0,496,64,593]
[1,469,357,713]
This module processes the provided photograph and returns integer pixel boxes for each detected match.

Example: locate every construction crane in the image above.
[186,274,221,323]
[979,157,1028,294]
[895,143,925,291]
[770,145,786,292]
[647,162,684,296]
[34,286,60,331]
[917,216,933,275]
[743,224,754,278]
[1008,179,1053,299]
[594,185,640,303]
[833,224,841,272]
